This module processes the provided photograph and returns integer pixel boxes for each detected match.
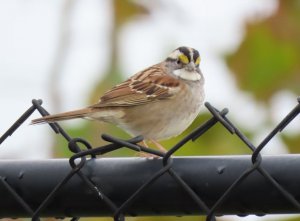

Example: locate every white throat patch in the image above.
[173,69,201,81]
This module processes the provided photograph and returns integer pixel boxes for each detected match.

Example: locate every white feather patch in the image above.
[168,50,181,59]
[88,109,125,122]
[173,69,201,81]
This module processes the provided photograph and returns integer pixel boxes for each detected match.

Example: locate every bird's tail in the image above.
[31,108,93,125]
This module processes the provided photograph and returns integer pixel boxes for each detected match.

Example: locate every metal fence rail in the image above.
[1,156,300,217]
[0,97,300,221]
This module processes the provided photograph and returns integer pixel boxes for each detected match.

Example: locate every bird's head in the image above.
[165,46,202,81]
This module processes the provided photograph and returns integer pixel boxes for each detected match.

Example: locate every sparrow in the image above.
[32,46,205,152]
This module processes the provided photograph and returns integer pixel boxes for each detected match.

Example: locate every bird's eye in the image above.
[178,54,189,65]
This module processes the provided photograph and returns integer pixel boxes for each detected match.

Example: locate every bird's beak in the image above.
[185,62,196,72]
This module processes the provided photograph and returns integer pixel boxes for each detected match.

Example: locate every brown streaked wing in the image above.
[91,65,181,108]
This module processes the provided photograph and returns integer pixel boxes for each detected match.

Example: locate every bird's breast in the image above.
[117,81,205,140]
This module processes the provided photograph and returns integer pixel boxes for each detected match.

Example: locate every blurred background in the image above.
[0,0,300,221]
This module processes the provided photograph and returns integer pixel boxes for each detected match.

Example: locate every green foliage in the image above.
[54,122,93,158]
[227,1,300,102]
[226,1,300,155]
[281,134,300,154]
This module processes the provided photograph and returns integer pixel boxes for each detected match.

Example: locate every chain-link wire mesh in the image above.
[0,97,300,221]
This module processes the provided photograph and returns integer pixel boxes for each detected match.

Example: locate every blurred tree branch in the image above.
[48,0,73,113]
[48,0,73,157]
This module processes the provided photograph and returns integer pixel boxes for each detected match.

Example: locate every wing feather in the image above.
[91,64,181,108]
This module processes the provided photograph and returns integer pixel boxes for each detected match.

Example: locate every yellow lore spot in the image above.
[195,56,201,65]
[178,54,189,64]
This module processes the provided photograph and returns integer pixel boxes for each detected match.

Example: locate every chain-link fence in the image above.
[0,98,300,221]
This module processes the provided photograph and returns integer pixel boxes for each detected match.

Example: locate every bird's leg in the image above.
[150,139,167,153]
[141,140,148,148]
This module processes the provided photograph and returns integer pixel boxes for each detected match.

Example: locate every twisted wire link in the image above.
[0,97,299,221]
